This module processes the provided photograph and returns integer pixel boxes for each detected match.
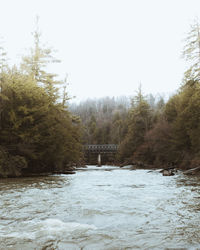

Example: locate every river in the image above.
[0,166,200,250]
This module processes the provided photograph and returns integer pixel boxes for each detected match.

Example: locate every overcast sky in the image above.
[0,0,200,101]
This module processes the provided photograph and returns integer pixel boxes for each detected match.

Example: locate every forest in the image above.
[0,22,83,177]
[71,19,200,170]
[1,20,200,177]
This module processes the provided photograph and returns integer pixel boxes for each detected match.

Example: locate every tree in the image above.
[0,68,83,174]
[161,79,200,167]
[118,86,152,161]
[21,16,61,102]
[0,39,8,130]
[182,19,200,81]
[0,19,83,176]
[0,38,7,73]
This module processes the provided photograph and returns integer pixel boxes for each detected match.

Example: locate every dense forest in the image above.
[71,79,200,170]
[70,20,200,170]
[1,19,200,177]
[0,21,83,177]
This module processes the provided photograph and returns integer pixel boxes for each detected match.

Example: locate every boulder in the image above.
[120,165,136,170]
[162,169,175,176]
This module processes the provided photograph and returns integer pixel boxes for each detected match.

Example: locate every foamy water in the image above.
[0,166,200,249]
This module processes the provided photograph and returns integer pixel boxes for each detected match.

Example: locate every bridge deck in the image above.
[85,144,118,153]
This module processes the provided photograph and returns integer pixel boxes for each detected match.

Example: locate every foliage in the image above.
[118,87,153,161]
[117,79,200,168]
[0,68,82,175]
[0,23,82,177]
[69,96,130,145]
[182,19,200,81]
[0,146,27,178]
[2,17,200,174]
[21,17,61,103]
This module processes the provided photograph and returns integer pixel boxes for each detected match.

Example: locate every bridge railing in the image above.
[84,144,118,153]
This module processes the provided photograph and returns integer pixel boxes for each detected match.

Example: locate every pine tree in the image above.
[21,16,61,102]
[182,19,200,81]
[0,38,8,130]
[119,86,152,161]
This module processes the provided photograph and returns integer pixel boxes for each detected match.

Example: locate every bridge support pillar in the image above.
[97,154,101,167]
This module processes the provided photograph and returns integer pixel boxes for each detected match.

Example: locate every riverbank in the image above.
[120,158,200,172]
[0,161,84,178]
[1,162,200,178]
[0,146,85,178]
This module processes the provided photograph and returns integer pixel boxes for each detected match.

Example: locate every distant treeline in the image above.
[70,81,200,169]
[69,93,166,146]
[0,21,83,177]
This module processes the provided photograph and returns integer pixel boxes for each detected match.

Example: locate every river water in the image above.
[0,166,200,250]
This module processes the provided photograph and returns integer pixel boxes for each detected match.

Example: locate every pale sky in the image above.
[0,0,200,101]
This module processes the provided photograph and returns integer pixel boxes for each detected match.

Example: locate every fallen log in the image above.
[184,166,200,175]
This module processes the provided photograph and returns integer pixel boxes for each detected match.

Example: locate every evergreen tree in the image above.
[119,87,152,161]
[182,19,200,81]
[0,19,83,177]
[0,68,82,175]
[21,16,61,102]
[0,39,8,130]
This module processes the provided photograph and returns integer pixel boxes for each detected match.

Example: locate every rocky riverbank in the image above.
[120,159,200,176]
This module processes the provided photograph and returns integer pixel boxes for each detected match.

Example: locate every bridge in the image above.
[85,144,118,153]
[84,144,118,166]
